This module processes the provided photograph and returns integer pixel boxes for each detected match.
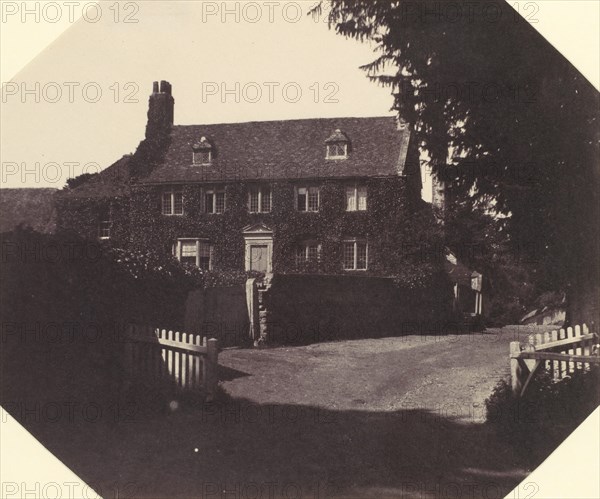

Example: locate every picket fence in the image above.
[510,323,599,397]
[126,324,219,399]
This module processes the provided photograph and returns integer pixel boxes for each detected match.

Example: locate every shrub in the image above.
[0,227,208,423]
[485,367,600,464]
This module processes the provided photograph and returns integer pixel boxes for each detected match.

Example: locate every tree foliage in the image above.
[65,172,98,190]
[318,0,599,317]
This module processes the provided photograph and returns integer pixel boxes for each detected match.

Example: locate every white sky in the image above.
[1,1,599,197]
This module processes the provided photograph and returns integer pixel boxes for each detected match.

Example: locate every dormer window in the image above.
[192,136,212,165]
[325,129,349,159]
[327,143,347,158]
[193,150,211,165]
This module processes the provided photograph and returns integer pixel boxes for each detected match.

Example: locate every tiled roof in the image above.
[62,155,132,198]
[141,116,413,184]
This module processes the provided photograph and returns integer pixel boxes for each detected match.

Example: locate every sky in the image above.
[1,1,599,201]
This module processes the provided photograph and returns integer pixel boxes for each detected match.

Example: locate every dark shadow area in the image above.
[266,273,457,346]
[2,393,531,499]
[217,364,252,381]
[0,228,198,425]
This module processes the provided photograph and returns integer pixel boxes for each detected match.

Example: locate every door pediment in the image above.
[242,223,273,236]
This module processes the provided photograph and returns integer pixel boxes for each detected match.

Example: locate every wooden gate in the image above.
[126,324,219,400]
[510,323,599,397]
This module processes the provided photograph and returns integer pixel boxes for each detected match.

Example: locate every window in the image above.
[192,136,212,165]
[325,129,350,159]
[326,143,348,159]
[345,184,367,211]
[180,240,198,265]
[162,189,183,215]
[174,239,213,270]
[343,239,368,270]
[193,150,212,165]
[98,208,111,240]
[248,185,271,213]
[204,187,225,214]
[297,186,320,212]
[295,241,321,268]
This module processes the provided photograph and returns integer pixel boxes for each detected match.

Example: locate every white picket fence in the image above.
[510,323,599,396]
[126,324,219,399]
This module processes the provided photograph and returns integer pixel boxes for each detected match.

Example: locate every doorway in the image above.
[242,223,273,274]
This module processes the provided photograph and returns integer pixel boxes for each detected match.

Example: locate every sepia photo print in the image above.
[1,1,599,498]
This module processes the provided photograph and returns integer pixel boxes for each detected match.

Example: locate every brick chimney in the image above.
[145,80,174,139]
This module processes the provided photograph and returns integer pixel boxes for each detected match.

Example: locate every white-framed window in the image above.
[174,239,213,270]
[296,186,320,212]
[345,184,367,211]
[326,142,348,159]
[204,186,225,214]
[98,207,111,240]
[193,150,212,165]
[192,136,212,165]
[342,239,368,270]
[162,188,183,215]
[248,185,271,213]
[295,240,321,268]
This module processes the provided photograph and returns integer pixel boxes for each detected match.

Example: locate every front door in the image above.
[243,223,273,274]
[249,245,269,273]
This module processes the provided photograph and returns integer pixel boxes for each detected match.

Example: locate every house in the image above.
[56,81,481,341]
[58,81,426,275]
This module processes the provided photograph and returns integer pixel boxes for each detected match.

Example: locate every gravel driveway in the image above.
[219,325,551,422]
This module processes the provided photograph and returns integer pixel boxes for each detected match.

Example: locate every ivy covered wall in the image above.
[56,175,447,286]
[56,195,130,248]
[123,176,440,281]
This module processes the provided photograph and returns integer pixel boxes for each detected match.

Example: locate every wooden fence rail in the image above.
[126,324,219,400]
[510,323,599,397]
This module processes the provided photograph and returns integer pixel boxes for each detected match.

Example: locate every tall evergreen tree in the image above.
[315,0,599,323]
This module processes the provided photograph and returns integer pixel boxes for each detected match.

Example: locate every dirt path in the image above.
[219,325,547,422]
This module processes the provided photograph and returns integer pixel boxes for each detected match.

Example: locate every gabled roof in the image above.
[141,116,413,184]
[192,136,212,150]
[61,155,132,198]
[325,128,350,143]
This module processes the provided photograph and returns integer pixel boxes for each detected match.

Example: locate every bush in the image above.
[485,367,600,464]
[0,227,208,424]
[202,269,264,288]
